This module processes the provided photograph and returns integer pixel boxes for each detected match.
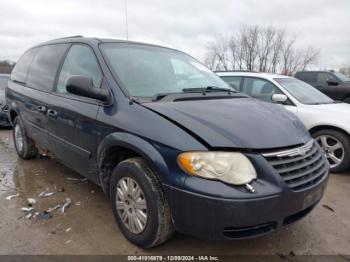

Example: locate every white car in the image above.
[217,71,350,173]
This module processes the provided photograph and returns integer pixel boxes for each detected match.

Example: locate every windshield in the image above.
[100,43,232,97]
[334,72,350,82]
[0,76,9,90]
[274,78,334,105]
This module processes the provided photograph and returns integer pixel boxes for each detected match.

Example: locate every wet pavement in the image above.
[0,128,349,255]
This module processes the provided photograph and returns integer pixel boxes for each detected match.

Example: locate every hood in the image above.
[143,98,310,149]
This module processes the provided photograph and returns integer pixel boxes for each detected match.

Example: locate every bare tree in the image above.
[203,25,320,75]
[339,65,350,76]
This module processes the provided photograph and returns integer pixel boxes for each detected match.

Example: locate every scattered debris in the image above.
[91,190,95,194]
[25,212,34,219]
[289,251,296,257]
[66,227,72,232]
[39,191,55,198]
[61,198,72,214]
[6,193,19,200]
[21,207,34,212]
[27,198,36,206]
[65,240,72,244]
[46,204,61,213]
[66,177,88,184]
[35,173,40,176]
[36,211,52,220]
[57,187,65,192]
[322,204,335,213]
[75,201,81,206]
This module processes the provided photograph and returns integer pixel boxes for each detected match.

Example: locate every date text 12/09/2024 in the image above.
[127,256,220,261]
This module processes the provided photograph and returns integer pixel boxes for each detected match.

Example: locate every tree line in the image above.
[203,25,319,76]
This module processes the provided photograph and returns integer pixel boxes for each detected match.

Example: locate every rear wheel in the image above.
[110,157,174,248]
[313,129,350,173]
[13,117,38,159]
[344,97,350,104]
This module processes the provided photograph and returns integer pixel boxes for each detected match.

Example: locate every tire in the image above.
[13,117,38,159]
[110,157,174,248]
[344,97,350,104]
[313,129,350,173]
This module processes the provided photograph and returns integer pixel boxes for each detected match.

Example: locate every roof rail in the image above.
[214,70,260,73]
[50,35,84,41]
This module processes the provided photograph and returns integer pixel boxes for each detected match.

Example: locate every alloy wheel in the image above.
[116,177,148,234]
[316,135,344,168]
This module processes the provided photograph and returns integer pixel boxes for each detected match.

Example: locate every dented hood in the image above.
[144,98,311,149]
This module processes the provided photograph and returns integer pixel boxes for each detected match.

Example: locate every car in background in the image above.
[217,71,350,173]
[0,74,11,127]
[295,71,350,103]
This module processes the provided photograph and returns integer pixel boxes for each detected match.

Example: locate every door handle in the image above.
[47,109,58,118]
[36,105,47,112]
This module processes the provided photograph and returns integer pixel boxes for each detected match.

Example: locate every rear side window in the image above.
[56,45,102,94]
[220,76,242,90]
[295,72,317,83]
[11,48,38,83]
[27,44,69,92]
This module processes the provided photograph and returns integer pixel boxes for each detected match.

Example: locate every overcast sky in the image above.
[0,0,349,68]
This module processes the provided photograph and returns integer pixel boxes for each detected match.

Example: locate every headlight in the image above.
[177,152,256,185]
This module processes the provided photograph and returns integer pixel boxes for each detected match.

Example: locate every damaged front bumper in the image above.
[164,151,329,240]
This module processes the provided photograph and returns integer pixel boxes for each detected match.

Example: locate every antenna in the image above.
[124,0,129,40]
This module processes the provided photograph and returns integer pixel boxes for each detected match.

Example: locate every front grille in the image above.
[263,140,328,191]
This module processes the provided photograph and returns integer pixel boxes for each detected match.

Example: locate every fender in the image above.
[97,131,171,185]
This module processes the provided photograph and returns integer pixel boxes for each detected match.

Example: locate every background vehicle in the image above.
[0,74,11,127]
[6,37,329,248]
[295,71,350,103]
[217,71,350,173]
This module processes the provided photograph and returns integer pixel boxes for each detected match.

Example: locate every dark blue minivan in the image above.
[6,37,329,248]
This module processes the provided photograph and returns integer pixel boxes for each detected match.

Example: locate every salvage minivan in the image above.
[6,37,329,248]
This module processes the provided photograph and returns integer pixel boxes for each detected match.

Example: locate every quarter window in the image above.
[56,45,102,94]
[242,77,280,102]
[11,48,38,84]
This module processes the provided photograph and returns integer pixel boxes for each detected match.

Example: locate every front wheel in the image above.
[13,117,38,159]
[110,157,174,248]
[313,129,350,173]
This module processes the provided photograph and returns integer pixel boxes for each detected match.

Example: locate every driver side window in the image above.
[242,77,281,102]
[317,73,336,85]
[56,45,102,94]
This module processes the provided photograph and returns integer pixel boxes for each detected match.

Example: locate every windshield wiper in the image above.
[182,86,237,93]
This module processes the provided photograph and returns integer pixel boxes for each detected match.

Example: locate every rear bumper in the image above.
[164,172,328,240]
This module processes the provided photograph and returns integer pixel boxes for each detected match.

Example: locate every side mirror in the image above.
[272,94,288,104]
[66,75,110,102]
[327,80,339,86]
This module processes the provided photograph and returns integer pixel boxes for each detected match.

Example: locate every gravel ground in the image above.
[0,128,349,256]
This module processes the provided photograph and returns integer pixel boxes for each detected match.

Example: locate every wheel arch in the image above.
[97,132,169,196]
[309,125,350,137]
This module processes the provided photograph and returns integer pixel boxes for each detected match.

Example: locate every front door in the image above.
[47,44,104,181]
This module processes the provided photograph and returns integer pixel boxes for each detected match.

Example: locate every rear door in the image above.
[8,45,68,150]
[24,44,69,149]
[47,44,103,181]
